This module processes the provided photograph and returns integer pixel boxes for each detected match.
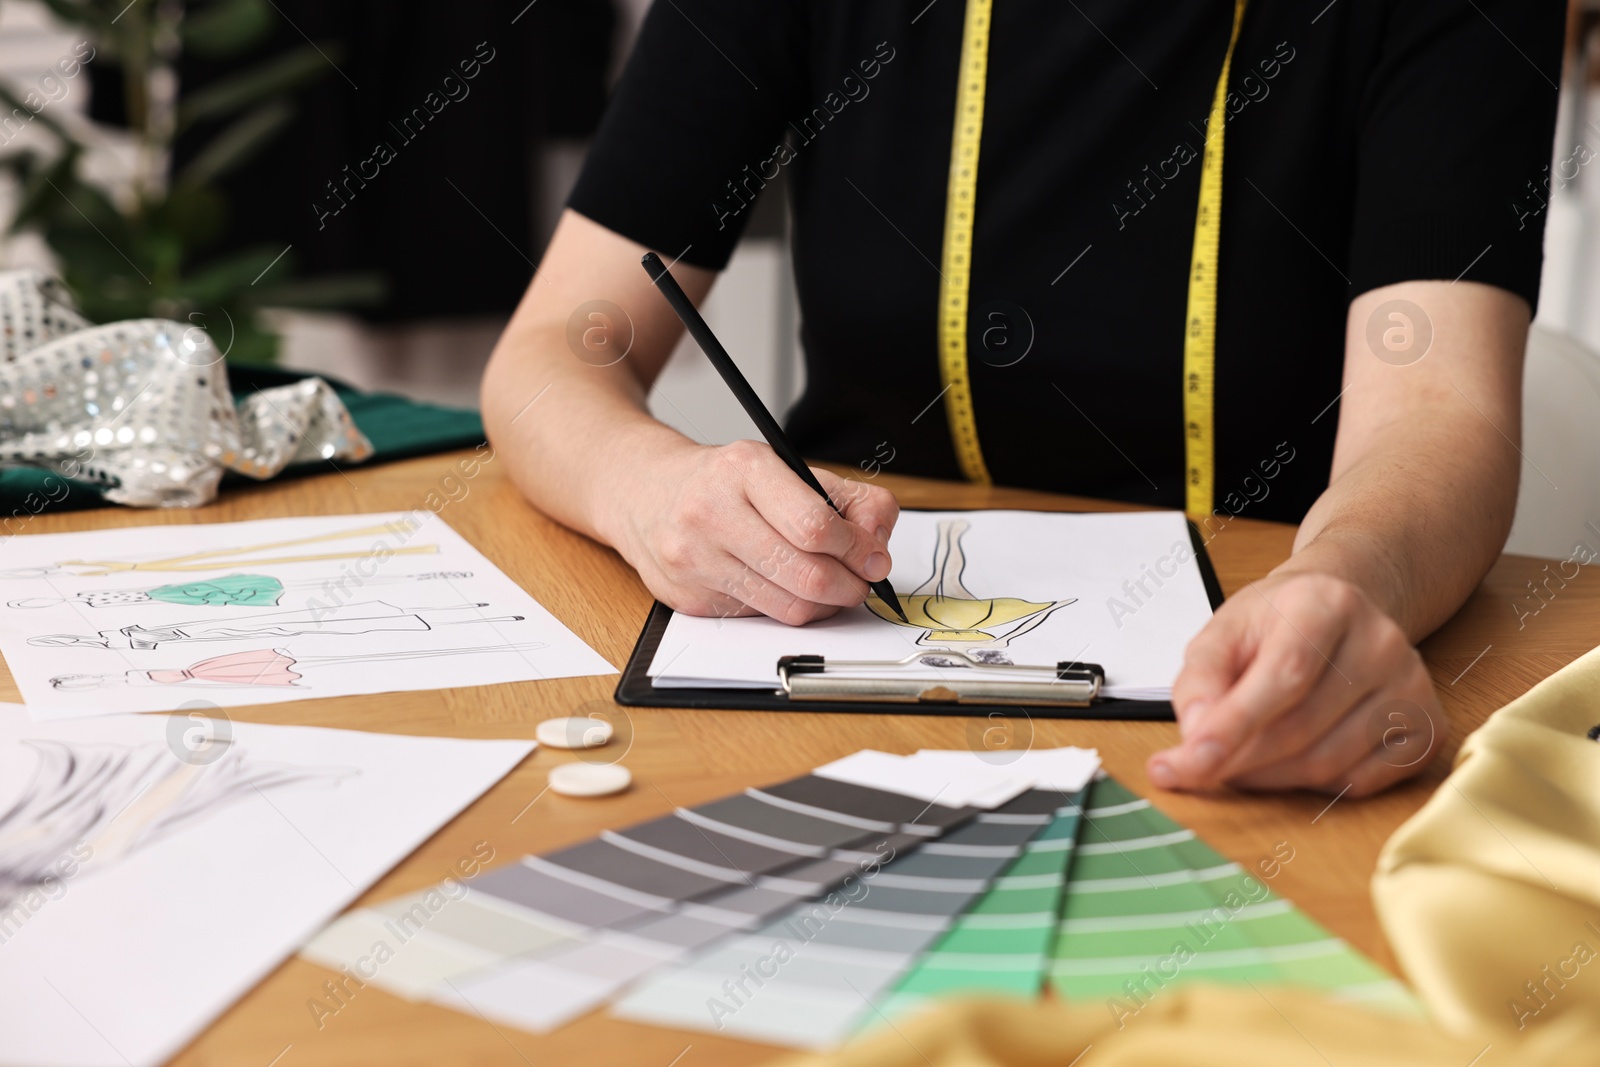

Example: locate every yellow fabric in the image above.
[776,986,1593,1067]
[1374,642,1600,1038]
[780,644,1600,1067]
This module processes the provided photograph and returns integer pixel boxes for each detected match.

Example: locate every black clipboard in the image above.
[615,515,1226,721]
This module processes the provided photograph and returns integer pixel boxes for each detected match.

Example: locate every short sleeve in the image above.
[1346,0,1565,307]
[566,0,808,270]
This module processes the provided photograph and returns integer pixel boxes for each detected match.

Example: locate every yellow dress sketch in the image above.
[865,519,1075,648]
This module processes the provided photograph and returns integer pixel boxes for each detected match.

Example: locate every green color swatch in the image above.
[872,792,1085,1023]
[1050,777,1421,1019]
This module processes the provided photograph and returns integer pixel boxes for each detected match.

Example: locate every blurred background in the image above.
[0,0,1595,557]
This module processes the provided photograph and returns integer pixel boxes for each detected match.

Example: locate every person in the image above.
[482,0,1566,797]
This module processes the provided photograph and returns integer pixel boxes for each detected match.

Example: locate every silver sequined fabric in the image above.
[0,269,373,508]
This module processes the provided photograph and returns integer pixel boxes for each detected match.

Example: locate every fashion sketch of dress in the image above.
[864,518,1076,651]
[0,518,437,578]
[29,601,525,649]
[48,643,550,690]
[0,737,350,913]
[7,571,474,610]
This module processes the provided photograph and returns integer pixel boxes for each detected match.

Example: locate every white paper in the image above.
[648,510,1214,699]
[813,749,1033,809]
[910,746,1102,794]
[0,511,616,719]
[0,703,533,1067]
[811,748,1101,810]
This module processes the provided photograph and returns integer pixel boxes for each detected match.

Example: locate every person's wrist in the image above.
[587,423,700,553]
[1265,535,1411,633]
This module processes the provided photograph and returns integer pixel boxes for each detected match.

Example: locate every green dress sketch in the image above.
[116,574,283,607]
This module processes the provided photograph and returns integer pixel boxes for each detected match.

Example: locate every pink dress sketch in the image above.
[145,648,302,686]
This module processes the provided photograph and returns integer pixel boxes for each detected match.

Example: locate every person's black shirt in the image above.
[569,0,1563,523]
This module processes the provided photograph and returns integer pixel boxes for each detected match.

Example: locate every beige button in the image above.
[548,762,631,798]
[536,715,614,750]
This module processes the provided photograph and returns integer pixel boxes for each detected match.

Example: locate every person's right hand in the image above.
[602,439,900,625]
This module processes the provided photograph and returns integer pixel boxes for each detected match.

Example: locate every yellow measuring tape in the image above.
[937,0,995,485]
[1183,0,1248,519]
[937,0,1249,518]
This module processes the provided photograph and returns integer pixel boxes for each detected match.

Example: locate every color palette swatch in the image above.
[303,750,1102,1034]
[435,774,968,1030]
[871,793,1084,1023]
[612,787,1084,1047]
[302,756,1420,1051]
[1049,777,1420,1016]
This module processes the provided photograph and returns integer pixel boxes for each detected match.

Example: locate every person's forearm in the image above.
[480,323,695,547]
[484,211,898,627]
[1272,424,1519,641]
[481,210,719,549]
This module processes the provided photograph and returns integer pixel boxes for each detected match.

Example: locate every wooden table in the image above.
[13,451,1597,1067]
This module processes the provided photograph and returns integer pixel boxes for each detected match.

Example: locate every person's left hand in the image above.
[1147,570,1442,796]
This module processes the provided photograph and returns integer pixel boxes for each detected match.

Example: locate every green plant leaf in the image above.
[217,315,280,364]
[69,279,158,325]
[0,81,76,143]
[172,244,292,305]
[38,171,130,244]
[140,228,185,286]
[172,98,293,188]
[50,226,148,291]
[148,183,227,251]
[6,146,84,236]
[176,42,337,131]
[245,272,388,310]
[30,0,108,35]
[0,148,41,180]
[181,0,274,59]
[1,149,53,232]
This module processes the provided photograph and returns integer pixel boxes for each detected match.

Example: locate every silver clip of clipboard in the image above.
[776,651,1104,707]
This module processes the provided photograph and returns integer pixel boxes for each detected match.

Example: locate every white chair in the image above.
[1503,325,1600,560]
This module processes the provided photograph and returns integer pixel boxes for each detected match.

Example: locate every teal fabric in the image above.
[0,365,484,518]
[335,386,486,463]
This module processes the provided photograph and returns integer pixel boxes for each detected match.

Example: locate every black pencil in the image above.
[641,252,909,623]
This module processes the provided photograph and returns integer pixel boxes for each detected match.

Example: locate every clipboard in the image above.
[615,517,1226,721]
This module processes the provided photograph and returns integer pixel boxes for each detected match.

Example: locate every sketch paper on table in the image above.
[0,512,616,719]
[0,703,534,1067]
[649,510,1214,700]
